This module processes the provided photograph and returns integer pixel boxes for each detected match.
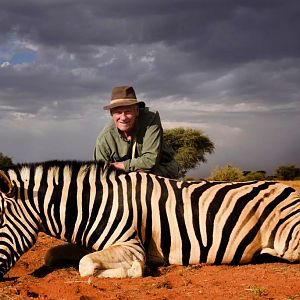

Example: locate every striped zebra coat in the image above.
[0,160,299,278]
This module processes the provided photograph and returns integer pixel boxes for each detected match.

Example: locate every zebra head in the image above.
[0,170,14,197]
[0,170,39,277]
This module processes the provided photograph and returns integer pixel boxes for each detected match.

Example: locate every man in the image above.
[94,85,179,179]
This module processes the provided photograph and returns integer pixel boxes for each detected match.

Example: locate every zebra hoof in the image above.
[127,260,144,278]
[79,256,95,277]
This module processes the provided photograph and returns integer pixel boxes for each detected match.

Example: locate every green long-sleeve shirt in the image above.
[93,108,179,178]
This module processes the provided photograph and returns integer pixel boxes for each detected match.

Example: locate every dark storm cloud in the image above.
[1,0,299,111]
[1,0,300,61]
[2,0,298,109]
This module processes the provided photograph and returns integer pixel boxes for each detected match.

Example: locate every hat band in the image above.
[110,98,137,103]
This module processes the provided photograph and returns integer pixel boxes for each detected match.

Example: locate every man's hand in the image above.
[110,162,125,171]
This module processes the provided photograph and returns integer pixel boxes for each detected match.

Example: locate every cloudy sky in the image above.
[0,0,299,178]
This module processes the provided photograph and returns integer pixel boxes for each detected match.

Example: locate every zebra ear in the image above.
[0,171,15,197]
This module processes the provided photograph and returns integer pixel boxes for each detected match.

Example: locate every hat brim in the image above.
[103,100,145,110]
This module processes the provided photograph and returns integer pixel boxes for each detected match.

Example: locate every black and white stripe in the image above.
[0,160,299,277]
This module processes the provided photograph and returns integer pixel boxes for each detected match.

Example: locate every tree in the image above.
[163,128,214,178]
[0,152,13,168]
[275,165,300,180]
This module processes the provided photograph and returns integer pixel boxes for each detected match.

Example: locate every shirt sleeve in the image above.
[93,132,111,162]
[123,111,163,172]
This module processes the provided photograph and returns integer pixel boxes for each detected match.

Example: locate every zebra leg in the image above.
[44,244,90,267]
[79,238,145,278]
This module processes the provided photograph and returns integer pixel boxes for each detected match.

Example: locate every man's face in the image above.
[111,105,139,133]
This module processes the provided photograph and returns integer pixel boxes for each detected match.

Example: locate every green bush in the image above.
[244,171,266,181]
[275,165,300,180]
[210,165,244,181]
[0,152,13,168]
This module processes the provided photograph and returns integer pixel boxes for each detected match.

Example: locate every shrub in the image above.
[0,152,13,168]
[210,165,244,181]
[244,171,266,181]
[275,165,300,180]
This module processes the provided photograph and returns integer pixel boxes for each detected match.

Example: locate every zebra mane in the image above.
[1,160,122,178]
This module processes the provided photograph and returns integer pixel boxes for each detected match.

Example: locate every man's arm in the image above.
[93,134,111,162]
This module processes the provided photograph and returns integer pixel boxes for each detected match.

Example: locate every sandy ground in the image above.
[0,181,299,300]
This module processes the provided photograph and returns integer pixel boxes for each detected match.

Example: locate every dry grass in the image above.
[280,180,300,192]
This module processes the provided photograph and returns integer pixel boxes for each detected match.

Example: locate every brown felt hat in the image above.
[103,86,145,110]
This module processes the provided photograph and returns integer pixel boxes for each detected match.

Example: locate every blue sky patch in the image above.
[11,51,37,64]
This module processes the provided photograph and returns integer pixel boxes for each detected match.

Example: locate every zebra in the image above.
[0,160,299,278]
